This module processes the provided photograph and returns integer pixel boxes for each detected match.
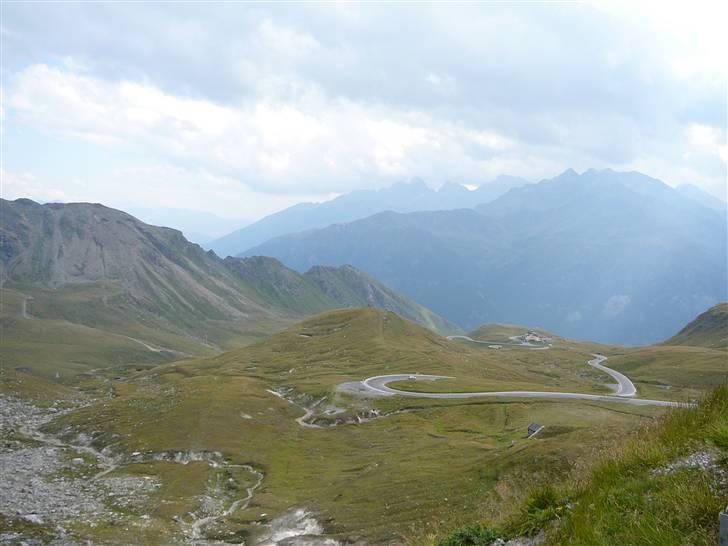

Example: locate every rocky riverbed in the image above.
[1,392,349,545]
[0,395,152,544]
[0,395,266,545]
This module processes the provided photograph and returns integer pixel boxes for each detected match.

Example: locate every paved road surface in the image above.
[588,354,636,396]
[339,353,685,407]
[355,374,681,407]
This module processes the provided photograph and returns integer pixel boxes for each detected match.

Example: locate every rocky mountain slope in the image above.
[224,256,460,334]
[0,199,455,362]
[244,169,727,345]
[1,198,273,324]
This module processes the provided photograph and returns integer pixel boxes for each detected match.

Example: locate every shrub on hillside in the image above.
[507,485,567,537]
[437,524,499,546]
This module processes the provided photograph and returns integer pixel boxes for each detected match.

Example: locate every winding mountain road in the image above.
[588,354,636,396]
[343,354,684,407]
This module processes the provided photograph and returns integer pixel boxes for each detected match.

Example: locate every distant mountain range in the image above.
[0,199,457,356]
[244,169,727,345]
[206,175,529,257]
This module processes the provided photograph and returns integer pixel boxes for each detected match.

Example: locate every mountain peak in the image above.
[557,167,579,178]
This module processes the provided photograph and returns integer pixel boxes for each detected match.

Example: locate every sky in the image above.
[1,1,726,222]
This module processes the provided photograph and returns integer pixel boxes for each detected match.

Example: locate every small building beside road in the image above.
[527,423,544,438]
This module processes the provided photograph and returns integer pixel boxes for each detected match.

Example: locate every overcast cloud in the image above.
[1,1,726,219]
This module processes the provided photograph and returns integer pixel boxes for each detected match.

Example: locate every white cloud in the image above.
[1,164,337,220]
[255,18,321,61]
[2,3,726,209]
[595,0,727,85]
[7,64,530,192]
[685,123,727,161]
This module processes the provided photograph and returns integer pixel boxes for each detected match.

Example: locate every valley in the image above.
[2,303,725,544]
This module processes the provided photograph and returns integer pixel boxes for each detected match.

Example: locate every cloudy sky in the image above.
[2,1,726,221]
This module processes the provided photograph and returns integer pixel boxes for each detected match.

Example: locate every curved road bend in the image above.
[347,353,685,407]
[359,374,680,407]
[588,354,636,396]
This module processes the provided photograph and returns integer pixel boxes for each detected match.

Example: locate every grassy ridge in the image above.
[665,302,728,349]
[304,265,462,335]
[607,345,728,400]
[224,256,338,316]
[205,308,624,397]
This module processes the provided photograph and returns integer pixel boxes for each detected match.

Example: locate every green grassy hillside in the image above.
[436,384,728,546]
[224,256,337,316]
[3,308,723,544]
[206,308,620,397]
[33,309,654,543]
[2,307,725,544]
[665,302,728,348]
[606,345,728,400]
[305,265,461,335]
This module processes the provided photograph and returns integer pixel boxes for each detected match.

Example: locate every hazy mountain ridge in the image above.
[244,169,727,345]
[207,176,528,257]
[676,184,727,211]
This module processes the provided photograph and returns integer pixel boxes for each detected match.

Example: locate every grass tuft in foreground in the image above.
[437,524,500,546]
[436,384,728,546]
